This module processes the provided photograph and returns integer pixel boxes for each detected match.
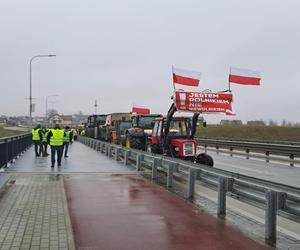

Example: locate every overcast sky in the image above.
[0,0,299,123]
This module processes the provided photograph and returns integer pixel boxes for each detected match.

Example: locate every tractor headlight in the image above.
[183,142,195,156]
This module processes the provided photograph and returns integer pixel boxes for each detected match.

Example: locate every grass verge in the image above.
[0,126,27,138]
[197,125,300,142]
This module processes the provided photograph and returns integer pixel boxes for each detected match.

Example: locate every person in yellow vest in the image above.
[72,128,78,141]
[31,124,43,157]
[47,124,66,168]
[63,126,73,158]
[41,126,49,157]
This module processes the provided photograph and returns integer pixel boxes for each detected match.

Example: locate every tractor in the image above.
[96,114,108,141]
[125,114,162,150]
[146,103,214,167]
[86,114,106,139]
[102,113,131,142]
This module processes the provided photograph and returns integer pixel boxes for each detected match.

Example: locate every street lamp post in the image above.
[29,54,56,127]
[45,94,58,122]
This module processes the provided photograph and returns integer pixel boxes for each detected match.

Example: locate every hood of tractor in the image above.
[170,139,196,157]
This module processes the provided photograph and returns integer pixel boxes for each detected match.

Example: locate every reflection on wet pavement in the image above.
[6,142,135,174]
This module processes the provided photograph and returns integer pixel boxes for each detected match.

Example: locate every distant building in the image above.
[48,113,63,125]
[220,120,243,125]
[247,120,266,126]
[61,115,73,125]
[48,114,73,126]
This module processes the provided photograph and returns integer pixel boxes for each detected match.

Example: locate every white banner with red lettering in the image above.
[174,91,233,114]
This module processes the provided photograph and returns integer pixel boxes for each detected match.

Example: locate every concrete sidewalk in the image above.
[0,174,74,250]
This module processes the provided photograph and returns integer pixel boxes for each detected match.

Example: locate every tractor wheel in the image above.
[146,141,161,154]
[196,153,214,167]
[130,137,145,150]
[125,134,131,148]
[120,136,126,147]
[125,134,144,150]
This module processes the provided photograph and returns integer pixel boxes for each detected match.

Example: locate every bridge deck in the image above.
[0,142,270,249]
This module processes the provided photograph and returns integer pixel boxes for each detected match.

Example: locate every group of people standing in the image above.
[31,124,73,168]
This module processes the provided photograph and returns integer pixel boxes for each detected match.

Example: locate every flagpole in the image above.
[228,67,231,92]
[172,65,176,91]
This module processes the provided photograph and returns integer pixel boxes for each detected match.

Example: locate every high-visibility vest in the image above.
[50,129,64,146]
[32,128,41,141]
[80,130,85,136]
[42,130,49,142]
[63,130,71,143]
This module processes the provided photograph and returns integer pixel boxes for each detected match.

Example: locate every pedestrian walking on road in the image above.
[41,126,49,156]
[47,124,65,168]
[31,124,43,157]
[72,128,78,141]
[63,126,73,158]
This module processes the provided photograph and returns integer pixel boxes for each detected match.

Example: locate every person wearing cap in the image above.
[47,124,66,168]
[31,124,43,157]
[63,126,73,158]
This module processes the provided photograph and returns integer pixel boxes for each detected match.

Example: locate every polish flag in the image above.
[132,103,150,114]
[172,66,201,87]
[229,67,261,85]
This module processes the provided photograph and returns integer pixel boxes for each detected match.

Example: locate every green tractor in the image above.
[96,114,108,141]
[125,114,162,150]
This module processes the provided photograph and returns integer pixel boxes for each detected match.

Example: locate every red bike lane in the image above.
[64,174,270,250]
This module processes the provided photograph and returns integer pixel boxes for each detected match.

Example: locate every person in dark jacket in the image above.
[31,124,43,157]
[47,124,65,168]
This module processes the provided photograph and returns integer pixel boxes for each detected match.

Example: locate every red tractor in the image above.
[146,103,214,167]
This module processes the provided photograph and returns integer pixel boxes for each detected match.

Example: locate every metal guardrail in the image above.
[196,138,300,166]
[0,133,32,168]
[200,137,300,146]
[79,136,300,246]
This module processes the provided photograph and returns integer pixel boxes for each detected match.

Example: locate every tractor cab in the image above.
[125,114,162,150]
[148,116,197,160]
[147,103,214,167]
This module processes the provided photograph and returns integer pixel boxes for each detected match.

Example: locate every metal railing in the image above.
[0,134,32,168]
[79,135,300,246]
[196,137,300,166]
[199,136,300,146]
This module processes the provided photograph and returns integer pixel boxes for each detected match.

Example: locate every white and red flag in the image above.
[132,103,150,114]
[229,67,261,85]
[172,66,201,87]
